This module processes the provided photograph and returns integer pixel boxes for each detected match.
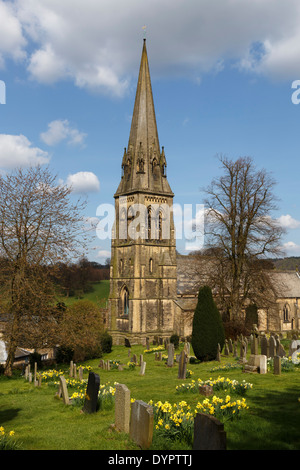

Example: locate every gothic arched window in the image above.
[283,304,289,322]
[121,286,129,316]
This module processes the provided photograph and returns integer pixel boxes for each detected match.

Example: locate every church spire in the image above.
[115,39,173,197]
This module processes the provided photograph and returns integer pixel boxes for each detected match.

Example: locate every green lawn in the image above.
[57,280,110,307]
[1,343,300,450]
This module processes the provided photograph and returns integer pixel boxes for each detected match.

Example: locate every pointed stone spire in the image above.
[115,39,173,197]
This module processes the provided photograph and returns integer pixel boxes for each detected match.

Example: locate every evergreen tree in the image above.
[191,285,225,361]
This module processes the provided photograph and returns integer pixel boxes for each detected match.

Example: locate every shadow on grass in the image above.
[0,408,22,427]
[227,387,300,450]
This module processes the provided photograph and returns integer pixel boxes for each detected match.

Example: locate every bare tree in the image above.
[0,166,86,376]
[202,155,285,321]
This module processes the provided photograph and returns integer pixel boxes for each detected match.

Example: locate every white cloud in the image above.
[281,241,300,255]
[0,0,296,95]
[0,134,50,169]
[65,171,100,193]
[40,119,87,146]
[277,214,300,230]
[97,249,111,260]
[0,1,26,67]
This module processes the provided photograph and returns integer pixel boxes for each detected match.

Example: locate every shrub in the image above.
[100,331,112,354]
[170,334,180,349]
[191,285,225,362]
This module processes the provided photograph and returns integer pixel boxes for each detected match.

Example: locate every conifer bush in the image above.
[191,285,225,361]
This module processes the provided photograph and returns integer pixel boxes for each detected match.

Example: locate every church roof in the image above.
[115,40,173,197]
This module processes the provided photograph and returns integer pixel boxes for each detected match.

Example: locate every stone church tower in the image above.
[108,39,177,345]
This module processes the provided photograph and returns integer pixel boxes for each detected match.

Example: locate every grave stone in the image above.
[224,340,229,355]
[199,384,213,397]
[228,338,233,353]
[216,343,221,362]
[193,413,226,450]
[79,367,83,381]
[260,335,269,357]
[274,355,281,375]
[269,336,276,358]
[167,343,175,367]
[178,350,188,379]
[81,372,100,414]
[59,375,71,405]
[146,337,150,350]
[115,384,131,433]
[139,361,146,376]
[251,336,258,355]
[125,338,131,348]
[130,400,154,449]
[73,363,77,379]
[69,361,73,377]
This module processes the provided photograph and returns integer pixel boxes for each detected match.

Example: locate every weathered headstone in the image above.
[167,343,175,367]
[251,335,259,355]
[269,336,276,358]
[216,343,221,362]
[273,355,281,375]
[260,335,269,357]
[130,400,154,449]
[178,350,188,379]
[193,413,226,450]
[81,372,100,414]
[199,384,213,397]
[78,367,83,381]
[146,337,150,350]
[224,340,229,355]
[115,384,131,433]
[59,375,71,405]
[69,360,73,377]
[139,361,146,376]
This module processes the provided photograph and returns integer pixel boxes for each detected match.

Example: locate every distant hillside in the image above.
[271,257,300,271]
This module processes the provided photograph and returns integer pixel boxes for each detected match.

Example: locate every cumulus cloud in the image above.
[65,171,100,193]
[0,134,50,169]
[277,214,300,230]
[0,1,26,67]
[281,241,300,255]
[0,0,296,95]
[40,119,87,146]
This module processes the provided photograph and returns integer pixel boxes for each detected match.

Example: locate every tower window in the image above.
[121,286,129,316]
[149,258,153,273]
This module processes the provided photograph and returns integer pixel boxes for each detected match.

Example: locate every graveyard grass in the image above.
[1,341,300,450]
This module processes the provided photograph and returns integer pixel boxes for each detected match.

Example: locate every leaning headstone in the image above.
[59,375,71,405]
[193,413,226,450]
[130,400,154,449]
[81,372,100,414]
[167,343,175,367]
[277,342,286,358]
[139,361,146,376]
[224,340,229,355]
[178,350,188,379]
[115,384,131,433]
[273,355,281,375]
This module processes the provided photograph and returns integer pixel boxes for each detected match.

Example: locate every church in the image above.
[107,40,300,345]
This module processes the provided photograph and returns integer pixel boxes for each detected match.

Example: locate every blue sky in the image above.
[1,0,300,262]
